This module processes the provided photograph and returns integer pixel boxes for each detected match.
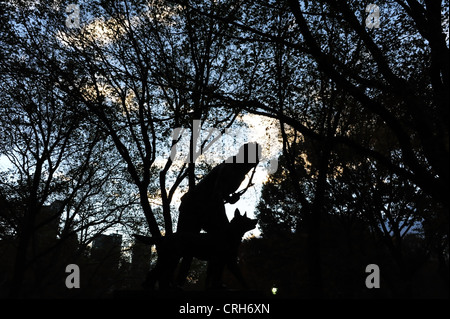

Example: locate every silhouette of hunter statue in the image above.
[140,142,261,289]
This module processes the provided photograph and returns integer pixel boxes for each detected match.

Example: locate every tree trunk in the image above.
[138,186,161,238]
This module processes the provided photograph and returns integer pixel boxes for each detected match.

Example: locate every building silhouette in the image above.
[91,233,123,270]
[129,240,152,288]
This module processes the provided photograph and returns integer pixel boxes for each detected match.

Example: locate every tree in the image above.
[262,0,449,206]
[0,1,141,296]
[47,0,246,237]
[256,155,301,237]
[179,0,448,207]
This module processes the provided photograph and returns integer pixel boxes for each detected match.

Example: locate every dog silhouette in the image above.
[134,209,257,290]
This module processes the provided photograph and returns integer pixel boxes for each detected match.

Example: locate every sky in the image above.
[0,155,11,170]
